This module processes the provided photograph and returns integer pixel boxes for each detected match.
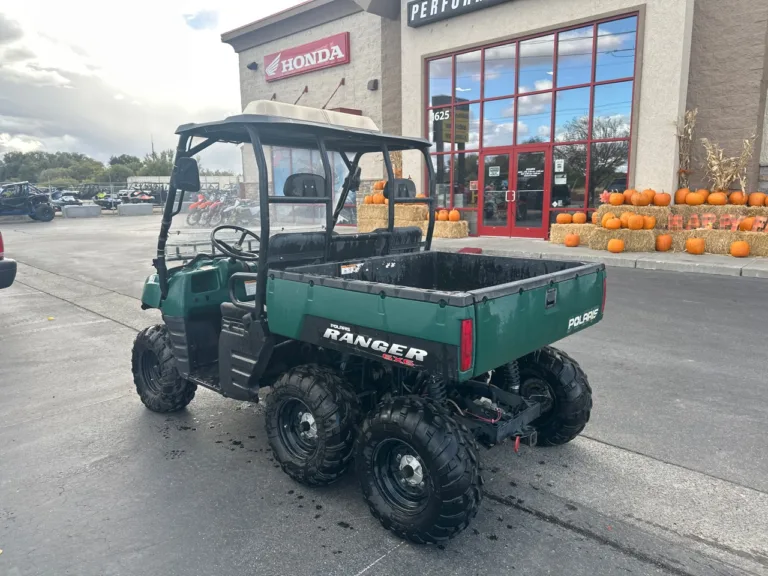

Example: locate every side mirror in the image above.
[170,157,200,192]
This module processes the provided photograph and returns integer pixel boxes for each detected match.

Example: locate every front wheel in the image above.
[131,325,196,412]
[33,203,55,222]
[186,210,201,226]
[356,397,482,544]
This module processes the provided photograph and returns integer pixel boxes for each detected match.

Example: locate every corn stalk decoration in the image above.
[676,108,697,190]
[389,151,403,178]
[701,136,754,193]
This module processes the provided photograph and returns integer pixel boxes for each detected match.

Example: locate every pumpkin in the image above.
[748,192,766,206]
[685,192,705,206]
[623,189,636,204]
[564,233,580,247]
[695,189,710,203]
[373,180,386,191]
[730,241,750,258]
[656,234,672,252]
[619,212,632,228]
[765,195,768,207]
[739,217,755,231]
[363,195,373,205]
[448,209,461,222]
[372,193,385,205]
[686,237,705,255]
[643,215,657,229]
[729,191,747,205]
[631,192,650,206]
[415,193,426,199]
[626,214,644,230]
[556,213,573,224]
[591,212,599,224]
[601,212,617,227]
[675,188,690,204]
[437,209,449,221]
[604,218,622,230]
[609,192,624,206]
[607,239,625,253]
[572,212,587,224]
[653,192,671,206]
[641,189,656,203]
[707,192,727,205]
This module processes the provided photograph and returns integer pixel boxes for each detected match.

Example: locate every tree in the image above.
[38,167,74,183]
[138,149,174,177]
[109,154,141,166]
[103,164,135,183]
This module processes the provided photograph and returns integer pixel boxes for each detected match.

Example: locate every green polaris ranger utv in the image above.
[133,101,605,543]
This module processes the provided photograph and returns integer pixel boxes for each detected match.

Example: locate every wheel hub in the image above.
[398,454,424,486]
[298,411,317,441]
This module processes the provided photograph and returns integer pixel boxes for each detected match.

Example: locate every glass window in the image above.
[555,87,590,141]
[484,43,516,98]
[596,17,637,82]
[271,147,292,197]
[557,25,594,87]
[552,144,587,208]
[429,57,453,107]
[428,108,452,153]
[452,102,480,150]
[452,152,479,208]
[593,81,632,139]
[455,50,481,101]
[589,141,629,206]
[518,34,554,94]
[483,98,515,147]
[517,93,552,144]
[431,155,451,208]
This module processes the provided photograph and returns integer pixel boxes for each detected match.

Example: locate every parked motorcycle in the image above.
[185,194,209,226]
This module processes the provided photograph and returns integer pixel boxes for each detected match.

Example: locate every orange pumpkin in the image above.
[609,193,624,206]
[765,195,768,207]
[685,192,705,206]
[372,193,386,205]
[631,192,650,206]
[730,241,750,258]
[448,209,461,222]
[695,189,710,203]
[607,239,625,253]
[564,233,580,247]
[619,211,632,228]
[707,192,727,205]
[643,215,657,230]
[556,213,573,224]
[591,212,599,224]
[363,195,373,205]
[686,237,705,255]
[729,191,747,205]
[656,234,672,252]
[623,189,636,204]
[675,188,690,204]
[415,193,426,199]
[641,189,656,203]
[572,212,587,224]
[626,214,644,230]
[601,212,617,227]
[437,209,449,221]
[739,217,755,232]
[748,192,766,207]
[373,180,386,191]
[604,218,622,230]
[653,192,671,206]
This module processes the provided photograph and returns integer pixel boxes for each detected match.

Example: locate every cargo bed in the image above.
[266,251,605,380]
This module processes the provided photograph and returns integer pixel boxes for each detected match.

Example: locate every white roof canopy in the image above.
[243,100,380,132]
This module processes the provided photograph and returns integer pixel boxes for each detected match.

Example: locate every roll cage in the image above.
[156,112,437,317]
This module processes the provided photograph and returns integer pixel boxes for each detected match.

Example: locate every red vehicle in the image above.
[185,194,208,226]
[0,231,17,289]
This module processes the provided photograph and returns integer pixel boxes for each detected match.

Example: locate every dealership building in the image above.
[222,0,768,238]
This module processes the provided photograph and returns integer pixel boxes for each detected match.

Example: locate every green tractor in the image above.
[133,101,605,543]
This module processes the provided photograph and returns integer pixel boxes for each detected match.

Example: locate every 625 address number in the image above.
[430,109,451,122]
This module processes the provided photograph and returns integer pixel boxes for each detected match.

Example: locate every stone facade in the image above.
[686,0,768,192]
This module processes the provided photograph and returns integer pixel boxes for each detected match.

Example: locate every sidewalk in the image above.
[430,236,768,278]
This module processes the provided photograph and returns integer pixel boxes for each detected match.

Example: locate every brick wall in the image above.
[686,0,768,192]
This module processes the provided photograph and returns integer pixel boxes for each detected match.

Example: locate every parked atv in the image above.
[49,190,83,212]
[93,191,122,210]
[132,101,603,544]
[0,182,55,222]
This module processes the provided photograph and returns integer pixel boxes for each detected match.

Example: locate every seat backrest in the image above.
[283,173,327,198]
[384,178,417,199]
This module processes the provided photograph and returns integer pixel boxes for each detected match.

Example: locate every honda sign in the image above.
[263,33,350,82]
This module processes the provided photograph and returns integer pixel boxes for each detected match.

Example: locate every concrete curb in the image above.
[117,203,154,216]
[62,205,101,218]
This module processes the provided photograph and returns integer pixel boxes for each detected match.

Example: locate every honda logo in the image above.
[263,33,350,82]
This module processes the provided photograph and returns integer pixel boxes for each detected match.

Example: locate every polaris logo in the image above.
[568,308,600,331]
[323,323,427,366]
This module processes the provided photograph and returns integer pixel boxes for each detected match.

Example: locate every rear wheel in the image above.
[266,365,358,486]
[514,346,592,446]
[33,203,55,222]
[131,325,196,412]
[186,210,201,226]
[356,397,482,544]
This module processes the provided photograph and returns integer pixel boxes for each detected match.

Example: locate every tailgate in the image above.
[471,263,605,376]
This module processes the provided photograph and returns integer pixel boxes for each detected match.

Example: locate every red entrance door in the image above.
[478,147,551,238]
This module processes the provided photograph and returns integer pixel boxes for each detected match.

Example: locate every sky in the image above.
[0,1,305,172]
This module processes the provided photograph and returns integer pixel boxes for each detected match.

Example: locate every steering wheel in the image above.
[211,225,261,261]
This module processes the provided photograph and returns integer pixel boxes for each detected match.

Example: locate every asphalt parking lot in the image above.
[1,215,767,576]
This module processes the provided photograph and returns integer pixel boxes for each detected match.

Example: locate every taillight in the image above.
[460,318,473,372]
[601,276,607,313]
[0,231,4,259]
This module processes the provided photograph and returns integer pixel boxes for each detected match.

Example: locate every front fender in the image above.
[141,274,162,310]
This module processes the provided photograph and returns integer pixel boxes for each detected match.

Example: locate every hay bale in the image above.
[670,204,748,227]
[589,228,656,252]
[421,220,469,238]
[742,231,768,257]
[356,218,388,233]
[668,229,768,256]
[357,204,387,220]
[595,204,670,228]
[745,206,768,218]
[550,223,596,245]
[668,230,696,252]
[395,204,428,221]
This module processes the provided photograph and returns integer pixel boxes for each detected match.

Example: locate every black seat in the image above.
[284,173,327,198]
